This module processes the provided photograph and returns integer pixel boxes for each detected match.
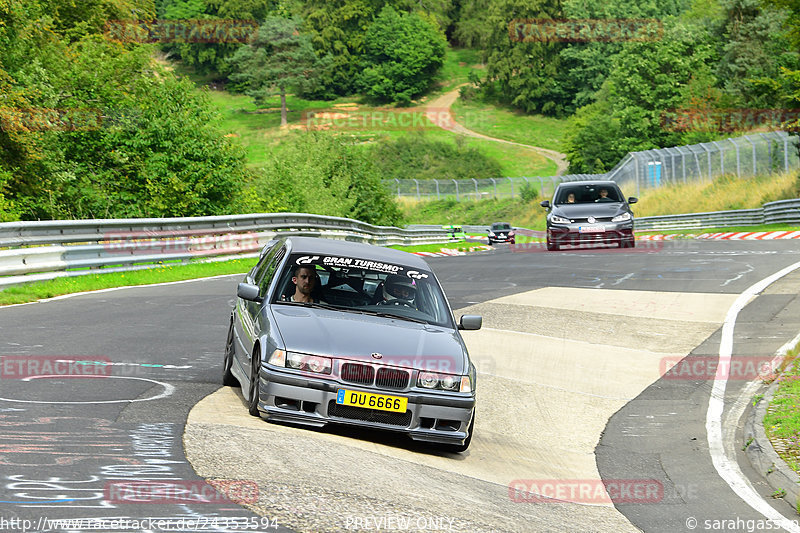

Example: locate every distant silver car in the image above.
[223,237,482,452]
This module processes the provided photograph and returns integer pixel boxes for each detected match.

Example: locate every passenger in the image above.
[566,193,576,203]
[380,275,416,306]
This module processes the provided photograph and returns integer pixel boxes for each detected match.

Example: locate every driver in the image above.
[381,274,416,306]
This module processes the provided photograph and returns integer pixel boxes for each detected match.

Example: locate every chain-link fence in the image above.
[608,131,800,197]
[383,131,800,200]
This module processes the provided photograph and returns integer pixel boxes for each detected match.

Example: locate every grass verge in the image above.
[764,342,800,474]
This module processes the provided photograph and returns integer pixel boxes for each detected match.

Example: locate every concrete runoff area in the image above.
[184,287,739,532]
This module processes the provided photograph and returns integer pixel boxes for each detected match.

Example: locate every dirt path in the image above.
[424,87,569,176]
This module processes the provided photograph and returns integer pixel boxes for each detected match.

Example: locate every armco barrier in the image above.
[635,198,800,231]
[0,213,452,288]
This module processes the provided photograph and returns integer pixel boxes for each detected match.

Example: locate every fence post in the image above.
[745,135,757,175]
[490,178,497,199]
[727,138,740,177]
[413,179,420,200]
[453,179,459,201]
[395,178,400,198]
[435,179,440,200]
[712,141,724,175]
[783,135,789,172]
[508,177,514,198]
[472,178,478,200]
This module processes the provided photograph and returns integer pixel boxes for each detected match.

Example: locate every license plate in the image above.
[578,226,605,233]
[336,389,407,413]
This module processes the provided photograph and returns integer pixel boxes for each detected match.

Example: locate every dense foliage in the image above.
[370,133,503,180]
[240,132,403,226]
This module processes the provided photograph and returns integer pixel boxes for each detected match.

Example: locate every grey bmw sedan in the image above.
[223,237,482,452]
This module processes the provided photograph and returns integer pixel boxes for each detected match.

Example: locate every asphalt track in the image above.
[1,239,800,532]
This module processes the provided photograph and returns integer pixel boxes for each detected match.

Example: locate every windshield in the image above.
[556,185,622,204]
[492,223,511,230]
[272,253,454,328]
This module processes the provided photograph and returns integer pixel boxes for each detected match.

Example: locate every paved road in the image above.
[1,240,800,532]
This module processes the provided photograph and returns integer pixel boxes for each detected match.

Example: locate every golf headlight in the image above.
[550,215,570,224]
[488,231,495,236]
[612,212,632,222]
[508,231,515,236]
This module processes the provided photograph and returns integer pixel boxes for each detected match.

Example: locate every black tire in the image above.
[546,239,559,251]
[247,348,262,417]
[223,321,239,387]
[441,410,475,453]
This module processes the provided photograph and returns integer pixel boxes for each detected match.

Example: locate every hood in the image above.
[269,306,468,374]
[552,202,627,219]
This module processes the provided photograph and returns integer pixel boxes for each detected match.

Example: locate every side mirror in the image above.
[628,197,638,204]
[458,315,482,331]
[237,282,262,303]
[540,200,550,208]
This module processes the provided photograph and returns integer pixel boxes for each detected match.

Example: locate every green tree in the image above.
[228,17,331,125]
[358,6,447,104]
[247,132,403,226]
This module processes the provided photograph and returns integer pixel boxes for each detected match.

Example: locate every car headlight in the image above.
[488,231,495,236]
[550,215,570,224]
[611,212,632,222]
[417,371,471,392]
[270,349,331,374]
[508,231,515,236]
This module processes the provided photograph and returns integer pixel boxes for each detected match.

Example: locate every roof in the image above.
[282,236,431,269]
[555,180,619,188]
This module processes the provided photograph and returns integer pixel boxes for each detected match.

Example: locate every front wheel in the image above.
[223,321,239,387]
[546,239,559,251]
[247,349,262,417]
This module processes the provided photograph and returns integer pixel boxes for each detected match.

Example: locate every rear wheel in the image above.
[247,348,262,417]
[222,321,239,387]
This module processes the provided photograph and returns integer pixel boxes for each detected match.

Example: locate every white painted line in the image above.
[0,375,175,404]
[706,259,800,533]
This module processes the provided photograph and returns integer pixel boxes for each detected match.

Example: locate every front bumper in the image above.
[256,366,475,445]
[488,234,515,244]
[548,222,633,246]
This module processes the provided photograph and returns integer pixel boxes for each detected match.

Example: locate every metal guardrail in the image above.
[0,213,452,288]
[635,199,800,231]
